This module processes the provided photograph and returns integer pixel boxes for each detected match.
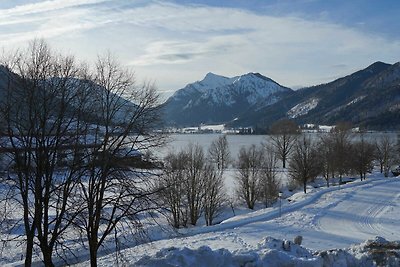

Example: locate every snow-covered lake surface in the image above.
[159,133,267,158]
[159,132,398,159]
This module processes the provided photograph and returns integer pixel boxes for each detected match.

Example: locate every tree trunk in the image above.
[384,166,389,177]
[303,180,307,194]
[25,235,34,267]
[42,248,54,267]
[89,242,98,267]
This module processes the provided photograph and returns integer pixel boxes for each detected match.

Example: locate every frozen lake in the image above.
[158,132,398,160]
[160,133,268,158]
[158,134,284,197]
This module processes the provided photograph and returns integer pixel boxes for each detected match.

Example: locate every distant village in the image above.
[165,123,366,135]
[165,124,253,134]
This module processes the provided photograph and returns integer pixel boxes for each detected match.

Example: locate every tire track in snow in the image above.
[314,178,400,242]
[359,199,387,235]
[178,178,399,239]
[361,192,400,238]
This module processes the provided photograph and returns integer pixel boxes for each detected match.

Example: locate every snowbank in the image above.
[134,236,400,267]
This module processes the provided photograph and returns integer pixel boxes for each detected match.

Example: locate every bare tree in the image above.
[235,145,263,209]
[73,53,166,267]
[208,135,230,176]
[288,135,321,194]
[0,41,166,266]
[160,142,226,228]
[260,144,280,207]
[269,119,299,168]
[202,163,225,226]
[159,151,188,228]
[330,122,352,184]
[183,143,206,226]
[317,134,336,187]
[203,135,229,225]
[375,134,396,177]
[351,135,375,180]
[0,40,91,266]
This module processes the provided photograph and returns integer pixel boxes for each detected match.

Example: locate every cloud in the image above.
[0,0,399,92]
[129,35,246,66]
[0,0,104,17]
[130,40,208,65]
[122,2,400,86]
[0,0,109,46]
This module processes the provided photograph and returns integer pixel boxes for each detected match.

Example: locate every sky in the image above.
[0,0,399,99]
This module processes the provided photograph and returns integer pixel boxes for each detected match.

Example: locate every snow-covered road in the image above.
[77,176,400,266]
[176,177,400,251]
[313,178,400,248]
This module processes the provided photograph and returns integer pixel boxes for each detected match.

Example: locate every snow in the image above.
[171,72,287,108]
[199,123,225,131]
[229,73,283,105]
[287,98,319,118]
[134,237,321,267]
[318,125,334,132]
[345,95,366,106]
[4,134,400,266]
[87,236,399,267]
[134,236,400,267]
[200,72,236,90]
[199,74,284,107]
[71,171,400,266]
[326,95,367,118]
[170,72,235,101]
[389,103,400,112]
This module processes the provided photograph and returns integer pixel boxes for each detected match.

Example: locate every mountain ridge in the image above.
[164,61,400,131]
[229,61,400,131]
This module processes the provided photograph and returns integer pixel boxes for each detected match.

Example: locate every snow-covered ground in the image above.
[71,171,400,266]
[4,134,400,266]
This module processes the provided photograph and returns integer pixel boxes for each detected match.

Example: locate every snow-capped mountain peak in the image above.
[198,72,235,90]
[170,72,233,101]
[203,72,230,83]
[164,72,292,126]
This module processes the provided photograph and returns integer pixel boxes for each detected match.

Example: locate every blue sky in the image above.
[0,0,399,98]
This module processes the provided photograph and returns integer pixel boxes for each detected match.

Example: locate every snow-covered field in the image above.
[4,134,400,266]
[71,171,400,266]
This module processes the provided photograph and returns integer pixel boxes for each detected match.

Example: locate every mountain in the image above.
[229,61,400,131]
[162,72,293,126]
[0,66,138,126]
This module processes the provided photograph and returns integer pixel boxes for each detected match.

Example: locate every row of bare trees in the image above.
[158,136,230,227]
[284,122,398,194]
[160,134,282,222]
[0,40,165,266]
[160,120,398,229]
